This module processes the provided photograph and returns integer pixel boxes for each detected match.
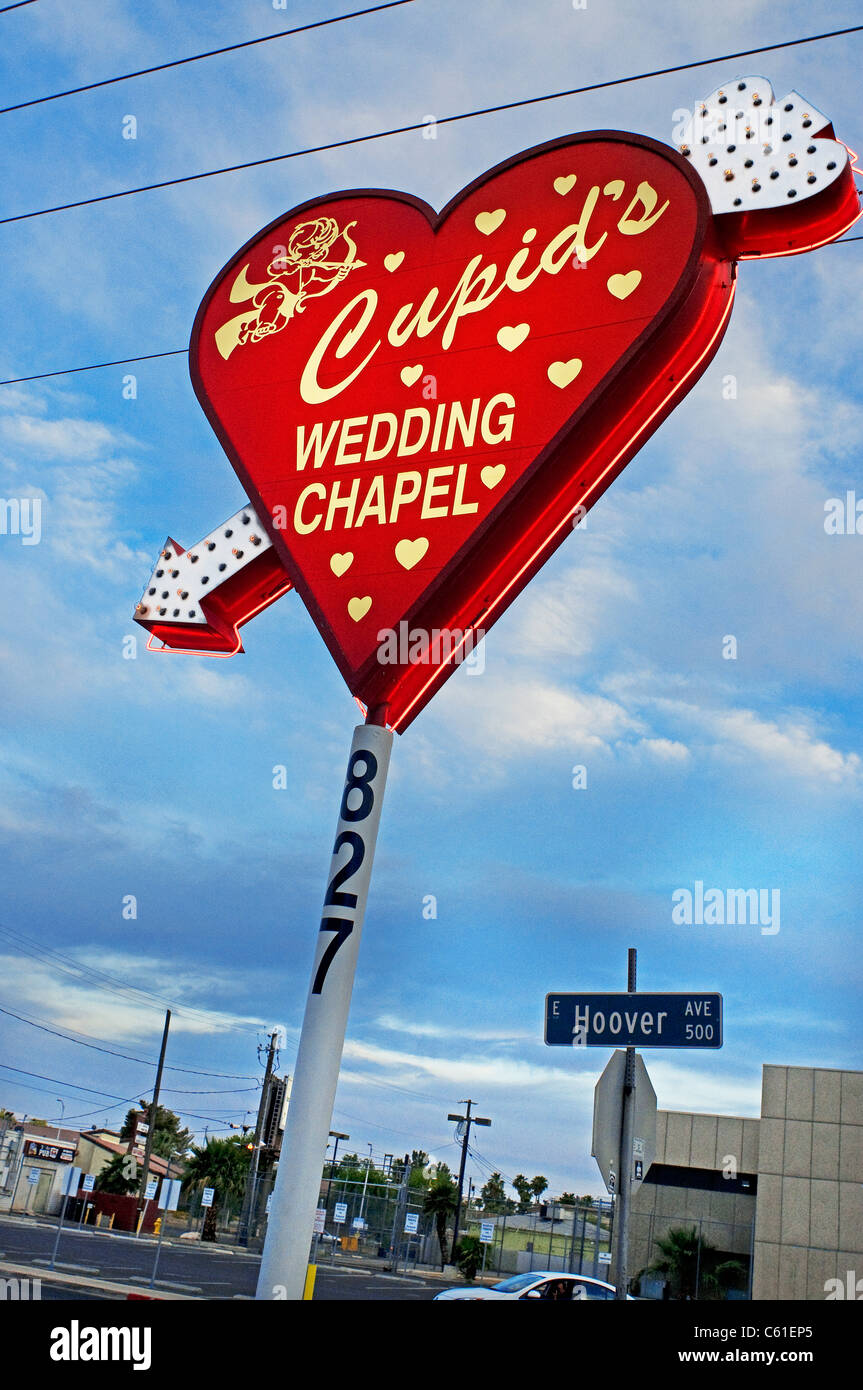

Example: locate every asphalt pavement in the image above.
[0,1214,443,1300]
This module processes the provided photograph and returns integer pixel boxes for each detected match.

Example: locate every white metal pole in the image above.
[256,719,393,1300]
[615,948,637,1300]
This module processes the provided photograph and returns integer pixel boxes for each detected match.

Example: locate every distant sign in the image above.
[404,1212,419,1235]
[479,1221,495,1244]
[313,1208,327,1235]
[82,1173,95,1192]
[159,1179,182,1212]
[352,1217,366,1232]
[144,1179,158,1200]
[26,1168,40,1185]
[545,992,723,1048]
[598,1251,612,1265]
[201,1187,215,1208]
[333,1202,347,1224]
[23,1139,76,1164]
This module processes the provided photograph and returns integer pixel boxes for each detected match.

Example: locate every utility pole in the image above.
[358,1142,374,1223]
[614,949,637,1300]
[238,1029,279,1246]
[448,1100,491,1257]
[136,1009,171,1227]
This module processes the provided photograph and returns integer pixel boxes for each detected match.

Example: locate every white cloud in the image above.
[0,951,264,1044]
[344,1037,579,1091]
[0,414,137,462]
[706,708,861,784]
[374,1013,533,1043]
[435,673,641,756]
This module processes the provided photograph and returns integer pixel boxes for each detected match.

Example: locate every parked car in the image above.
[434,1272,632,1301]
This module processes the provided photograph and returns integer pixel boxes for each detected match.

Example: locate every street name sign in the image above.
[546,992,723,1048]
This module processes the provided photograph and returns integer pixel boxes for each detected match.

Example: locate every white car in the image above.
[434,1271,632,1301]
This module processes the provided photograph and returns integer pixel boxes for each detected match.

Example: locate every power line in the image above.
[0,1001,258,1079]
[0,922,261,1035]
[1,24,861,227]
[0,1,39,12]
[0,1060,148,1102]
[0,1066,253,1126]
[0,1,417,117]
[0,348,186,386]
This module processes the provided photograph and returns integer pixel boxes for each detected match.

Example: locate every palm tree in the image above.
[648,1225,703,1298]
[94,1153,138,1195]
[646,1225,746,1300]
[530,1175,549,1205]
[423,1171,458,1268]
[182,1137,251,1242]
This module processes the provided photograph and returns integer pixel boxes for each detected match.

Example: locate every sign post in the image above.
[149,1177,182,1289]
[615,950,637,1301]
[256,715,392,1301]
[48,1165,82,1271]
[545,952,723,1297]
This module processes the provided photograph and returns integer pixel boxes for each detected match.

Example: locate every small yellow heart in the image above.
[384,251,404,272]
[497,323,529,352]
[554,174,576,195]
[548,358,583,389]
[348,596,372,622]
[607,270,642,300]
[395,537,429,570]
[481,464,506,489]
[400,363,423,387]
[475,208,506,235]
[330,552,354,577]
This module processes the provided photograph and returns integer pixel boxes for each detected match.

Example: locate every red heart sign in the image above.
[190,132,736,729]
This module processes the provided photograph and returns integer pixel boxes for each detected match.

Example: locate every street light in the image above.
[326,1131,349,1206]
[55,1098,65,1140]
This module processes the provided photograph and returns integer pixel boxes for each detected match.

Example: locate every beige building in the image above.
[0,1123,81,1215]
[0,1122,183,1216]
[753,1065,862,1300]
[627,1064,862,1300]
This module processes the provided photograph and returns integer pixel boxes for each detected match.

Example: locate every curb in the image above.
[0,1259,199,1301]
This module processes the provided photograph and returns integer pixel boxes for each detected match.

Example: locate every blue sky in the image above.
[0,0,861,1199]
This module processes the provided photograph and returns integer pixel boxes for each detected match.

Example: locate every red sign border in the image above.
[190,130,716,723]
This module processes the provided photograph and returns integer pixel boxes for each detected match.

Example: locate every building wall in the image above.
[629,1109,757,1283]
[752,1065,863,1301]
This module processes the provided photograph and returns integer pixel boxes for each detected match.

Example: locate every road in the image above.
[0,1215,440,1300]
